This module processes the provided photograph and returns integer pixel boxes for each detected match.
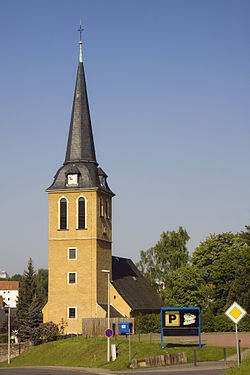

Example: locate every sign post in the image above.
[161,307,201,349]
[102,269,111,362]
[225,302,247,368]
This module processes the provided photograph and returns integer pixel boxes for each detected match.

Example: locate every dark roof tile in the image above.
[112,256,162,312]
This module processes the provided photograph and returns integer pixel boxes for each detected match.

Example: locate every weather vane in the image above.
[78,19,83,44]
[78,20,83,62]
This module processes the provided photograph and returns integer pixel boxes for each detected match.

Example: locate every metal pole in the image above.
[8,306,10,365]
[107,272,110,362]
[161,308,163,349]
[129,327,131,361]
[239,339,241,364]
[198,307,201,349]
[235,323,239,368]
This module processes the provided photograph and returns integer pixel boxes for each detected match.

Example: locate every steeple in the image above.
[64,61,97,165]
[47,24,113,195]
[64,20,96,165]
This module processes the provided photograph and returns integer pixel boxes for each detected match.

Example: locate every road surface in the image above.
[0,366,228,375]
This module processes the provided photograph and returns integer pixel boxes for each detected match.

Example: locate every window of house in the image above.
[100,197,104,217]
[78,197,85,229]
[105,200,110,219]
[68,272,76,284]
[68,307,76,319]
[68,248,77,260]
[59,197,67,230]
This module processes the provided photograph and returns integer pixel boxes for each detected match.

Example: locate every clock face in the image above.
[67,174,78,186]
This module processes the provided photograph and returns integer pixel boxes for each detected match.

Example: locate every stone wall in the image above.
[131,352,187,368]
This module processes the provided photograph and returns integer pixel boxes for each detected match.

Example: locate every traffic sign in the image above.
[105,328,113,338]
[225,302,247,324]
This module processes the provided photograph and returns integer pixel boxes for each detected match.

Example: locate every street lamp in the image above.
[102,269,110,362]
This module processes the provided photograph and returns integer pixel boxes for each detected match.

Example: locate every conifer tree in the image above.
[16,258,43,340]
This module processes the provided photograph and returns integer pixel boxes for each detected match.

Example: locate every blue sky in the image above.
[1,0,249,275]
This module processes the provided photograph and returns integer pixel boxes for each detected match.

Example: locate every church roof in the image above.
[64,62,96,165]
[98,303,123,318]
[111,256,162,312]
[47,55,113,195]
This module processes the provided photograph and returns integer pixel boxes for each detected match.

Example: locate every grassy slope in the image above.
[224,355,250,375]
[0,337,237,371]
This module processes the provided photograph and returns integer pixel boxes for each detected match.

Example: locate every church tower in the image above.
[45,26,114,333]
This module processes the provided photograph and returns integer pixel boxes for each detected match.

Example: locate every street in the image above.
[0,367,228,375]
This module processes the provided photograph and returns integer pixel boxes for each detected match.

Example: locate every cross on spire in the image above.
[78,20,83,43]
[78,20,83,63]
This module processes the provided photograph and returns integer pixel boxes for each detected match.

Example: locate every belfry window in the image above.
[100,197,104,217]
[105,200,110,219]
[78,197,86,229]
[59,198,67,230]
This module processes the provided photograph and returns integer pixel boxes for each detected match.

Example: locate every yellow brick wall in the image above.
[110,283,132,317]
[47,190,113,334]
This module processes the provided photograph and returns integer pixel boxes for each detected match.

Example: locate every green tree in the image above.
[227,261,250,313]
[239,225,250,245]
[16,259,43,341]
[137,227,190,287]
[136,248,159,289]
[192,232,250,314]
[162,264,209,308]
[8,274,22,281]
[36,269,48,306]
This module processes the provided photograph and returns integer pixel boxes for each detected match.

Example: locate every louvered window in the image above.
[60,198,67,230]
[78,197,85,229]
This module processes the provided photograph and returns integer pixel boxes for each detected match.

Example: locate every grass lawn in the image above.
[0,336,237,371]
[224,355,250,375]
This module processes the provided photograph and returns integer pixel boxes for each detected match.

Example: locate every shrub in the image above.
[201,310,250,332]
[135,313,161,333]
[29,321,60,345]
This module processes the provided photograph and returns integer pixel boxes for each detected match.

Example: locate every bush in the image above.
[29,321,60,345]
[135,313,161,333]
[201,310,250,332]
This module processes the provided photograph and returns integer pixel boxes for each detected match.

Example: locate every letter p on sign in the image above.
[165,311,180,326]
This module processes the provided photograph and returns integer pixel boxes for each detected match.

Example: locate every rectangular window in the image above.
[68,307,76,319]
[68,272,76,284]
[68,248,77,259]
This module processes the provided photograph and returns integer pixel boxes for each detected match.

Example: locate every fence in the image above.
[82,317,134,337]
[0,342,32,362]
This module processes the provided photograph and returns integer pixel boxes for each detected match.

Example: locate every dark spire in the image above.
[64,21,96,164]
[47,24,114,195]
[64,61,97,164]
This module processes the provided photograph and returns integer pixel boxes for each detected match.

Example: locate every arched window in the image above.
[105,200,110,219]
[100,197,104,217]
[78,197,86,229]
[59,198,67,230]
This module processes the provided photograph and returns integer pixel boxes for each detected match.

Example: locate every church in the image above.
[42,28,161,334]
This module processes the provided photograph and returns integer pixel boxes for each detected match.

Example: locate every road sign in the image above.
[225,302,247,324]
[105,328,113,338]
[161,307,201,349]
[225,302,247,368]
